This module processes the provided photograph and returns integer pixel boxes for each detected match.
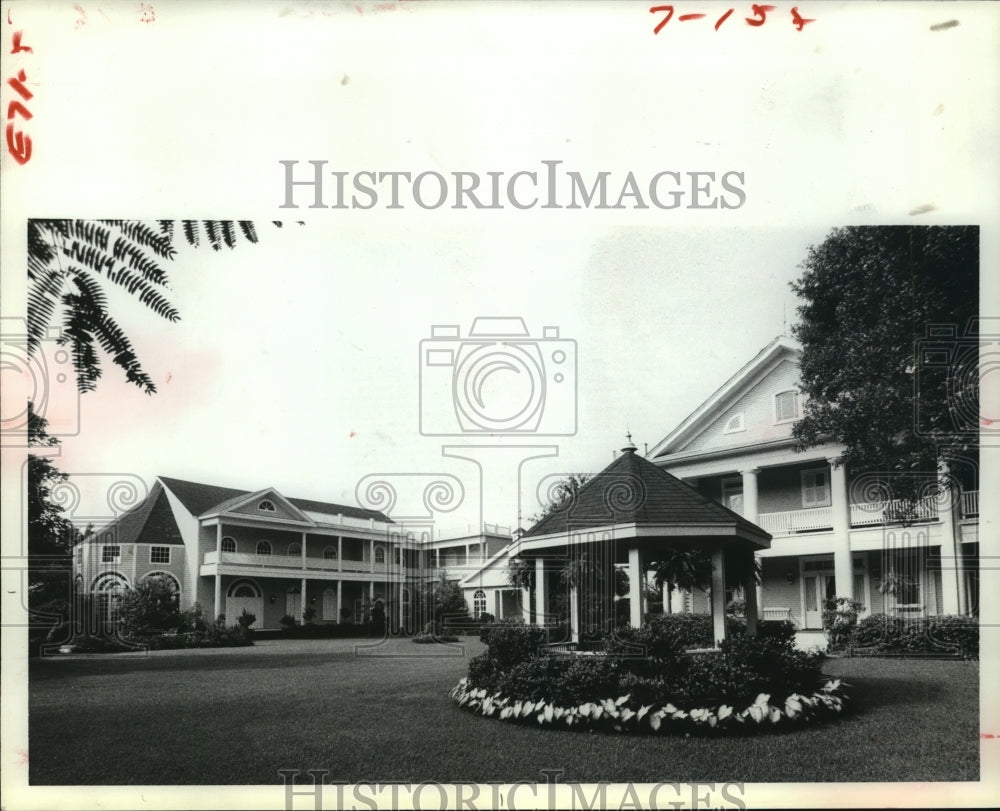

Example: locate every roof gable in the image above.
[157,476,391,523]
[649,336,801,459]
[522,448,766,539]
[213,488,311,523]
[90,482,184,545]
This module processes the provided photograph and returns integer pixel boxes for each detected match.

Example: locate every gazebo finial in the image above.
[622,430,637,454]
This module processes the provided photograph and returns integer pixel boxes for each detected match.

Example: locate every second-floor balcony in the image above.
[203,550,407,574]
[758,490,979,537]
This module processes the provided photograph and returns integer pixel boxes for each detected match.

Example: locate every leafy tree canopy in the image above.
[529,472,592,526]
[790,225,978,492]
[28,219,293,395]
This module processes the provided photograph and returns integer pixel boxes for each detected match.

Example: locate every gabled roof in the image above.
[648,335,800,459]
[522,446,767,541]
[158,476,392,523]
[91,481,184,545]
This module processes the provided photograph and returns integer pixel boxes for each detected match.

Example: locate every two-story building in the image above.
[647,335,979,641]
[73,475,513,630]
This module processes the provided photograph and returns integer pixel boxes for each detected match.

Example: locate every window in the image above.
[288,542,302,556]
[723,412,745,434]
[101,545,121,563]
[92,572,128,592]
[221,537,236,553]
[150,546,170,564]
[228,579,260,598]
[473,589,487,619]
[324,545,338,560]
[374,545,386,564]
[801,469,831,507]
[774,390,799,422]
[256,540,272,555]
[258,499,276,512]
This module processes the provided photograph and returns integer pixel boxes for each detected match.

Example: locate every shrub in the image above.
[116,577,181,639]
[850,613,978,658]
[479,620,548,670]
[822,598,864,648]
[237,609,256,630]
[279,614,297,631]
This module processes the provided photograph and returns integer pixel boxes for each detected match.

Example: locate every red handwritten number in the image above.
[790,7,815,30]
[715,8,734,29]
[650,5,674,34]
[745,4,776,25]
[6,29,33,164]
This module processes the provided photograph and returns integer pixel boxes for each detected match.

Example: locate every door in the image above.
[803,573,835,629]
[225,596,262,629]
[286,591,302,621]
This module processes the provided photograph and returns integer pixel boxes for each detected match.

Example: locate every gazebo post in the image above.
[569,581,580,643]
[744,550,759,637]
[628,546,643,628]
[710,547,727,645]
[534,557,547,627]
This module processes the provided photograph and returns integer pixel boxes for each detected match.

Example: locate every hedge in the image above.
[849,613,978,658]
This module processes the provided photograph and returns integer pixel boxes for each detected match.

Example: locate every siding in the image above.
[679,359,802,454]
[761,556,803,627]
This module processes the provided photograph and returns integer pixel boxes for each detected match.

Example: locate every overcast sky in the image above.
[44,223,831,534]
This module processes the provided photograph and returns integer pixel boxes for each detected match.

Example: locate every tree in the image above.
[530,473,591,525]
[417,571,470,627]
[790,226,978,498]
[28,219,293,395]
[116,575,181,638]
[27,405,77,611]
[650,545,714,614]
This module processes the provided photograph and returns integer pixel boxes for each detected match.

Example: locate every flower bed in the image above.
[450,677,847,734]
[452,619,849,735]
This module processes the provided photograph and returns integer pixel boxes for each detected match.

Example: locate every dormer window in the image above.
[258,499,276,512]
[774,390,799,423]
[723,412,746,434]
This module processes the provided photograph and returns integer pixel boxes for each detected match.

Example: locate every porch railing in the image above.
[203,550,394,573]
[961,490,979,518]
[849,496,939,527]
[758,506,833,535]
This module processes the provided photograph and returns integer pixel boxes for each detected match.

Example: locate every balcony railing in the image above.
[849,497,938,527]
[758,506,833,535]
[203,550,397,573]
[757,490,983,537]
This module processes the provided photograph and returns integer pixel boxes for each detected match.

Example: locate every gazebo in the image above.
[508,438,772,645]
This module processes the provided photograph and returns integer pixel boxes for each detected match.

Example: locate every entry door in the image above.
[286,592,301,620]
[226,596,262,629]
[803,573,835,629]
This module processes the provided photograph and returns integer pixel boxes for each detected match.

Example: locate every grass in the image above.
[28,637,979,784]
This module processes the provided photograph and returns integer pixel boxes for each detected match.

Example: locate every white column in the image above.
[337,536,342,572]
[214,524,222,620]
[828,457,854,600]
[628,546,642,628]
[335,582,342,624]
[662,581,671,614]
[300,577,307,621]
[710,548,727,644]
[569,582,580,644]
[369,539,375,573]
[740,468,760,522]
[521,587,532,622]
[301,532,307,569]
[534,557,547,627]
[938,467,963,614]
[744,551,758,636]
[465,544,471,565]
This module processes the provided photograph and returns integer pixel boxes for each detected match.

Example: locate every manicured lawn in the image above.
[28,638,979,784]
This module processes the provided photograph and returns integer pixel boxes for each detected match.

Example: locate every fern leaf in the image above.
[182,220,199,248]
[239,221,258,242]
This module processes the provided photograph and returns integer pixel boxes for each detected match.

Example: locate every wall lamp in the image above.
[269,594,277,604]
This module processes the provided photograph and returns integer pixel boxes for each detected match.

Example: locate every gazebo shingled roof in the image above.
[522,444,769,547]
